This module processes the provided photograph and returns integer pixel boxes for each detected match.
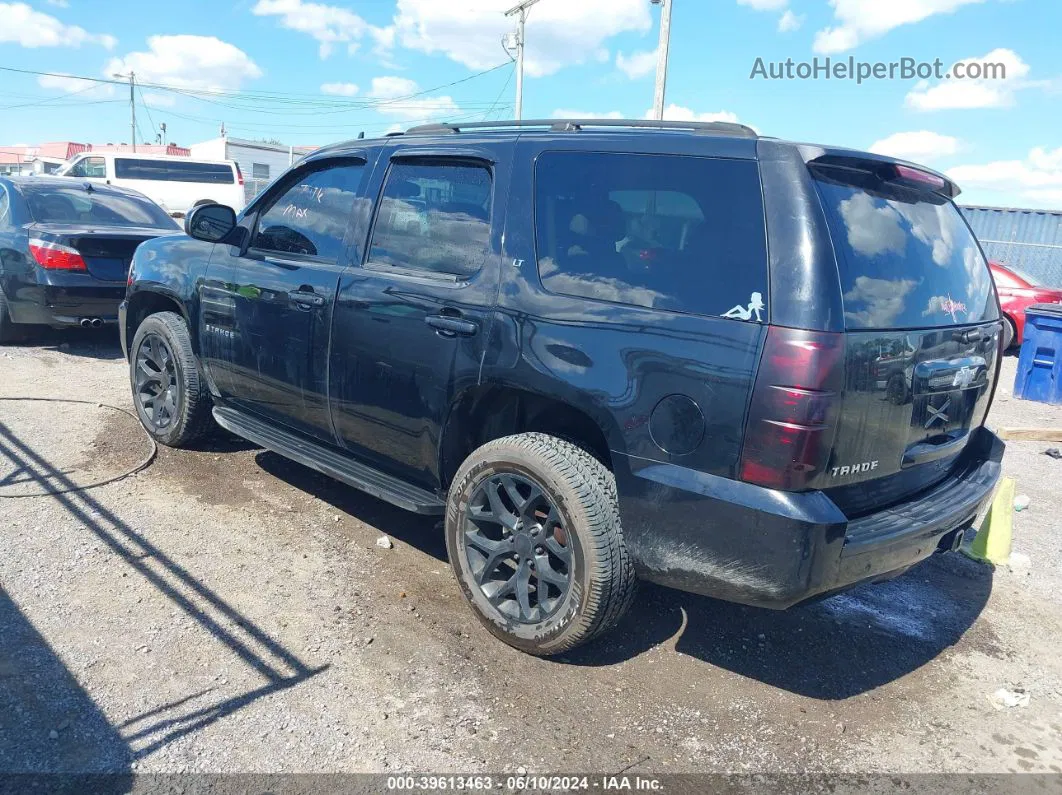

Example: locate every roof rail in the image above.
[404,118,757,138]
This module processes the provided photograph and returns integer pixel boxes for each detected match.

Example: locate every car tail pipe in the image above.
[80,317,103,328]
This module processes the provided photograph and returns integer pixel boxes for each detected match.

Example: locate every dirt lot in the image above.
[2,329,1062,779]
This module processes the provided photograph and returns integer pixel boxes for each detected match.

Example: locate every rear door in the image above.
[809,160,1001,515]
[329,144,509,489]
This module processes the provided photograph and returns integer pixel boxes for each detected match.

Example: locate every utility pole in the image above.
[505,0,543,121]
[112,70,136,151]
[651,0,673,120]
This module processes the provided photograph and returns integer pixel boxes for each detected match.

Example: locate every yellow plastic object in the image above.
[965,476,1015,565]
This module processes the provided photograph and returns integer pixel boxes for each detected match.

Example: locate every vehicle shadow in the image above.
[0,589,132,791]
[251,449,993,701]
[567,551,994,700]
[0,422,326,765]
[253,450,447,562]
[15,327,125,361]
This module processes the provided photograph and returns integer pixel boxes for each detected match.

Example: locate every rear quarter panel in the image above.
[490,135,766,478]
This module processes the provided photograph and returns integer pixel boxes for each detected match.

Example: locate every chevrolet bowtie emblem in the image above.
[925,397,951,428]
[952,366,976,389]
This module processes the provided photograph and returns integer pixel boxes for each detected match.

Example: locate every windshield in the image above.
[22,184,178,229]
[814,170,997,329]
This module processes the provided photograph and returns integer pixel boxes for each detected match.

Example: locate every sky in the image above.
[0,0,1059,208]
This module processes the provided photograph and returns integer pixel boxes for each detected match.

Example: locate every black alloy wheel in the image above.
[462,472,573,623]
[134,332,179,431]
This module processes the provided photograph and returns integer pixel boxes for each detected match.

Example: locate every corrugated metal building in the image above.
[962,205,1062,287]
[189,137,317,204]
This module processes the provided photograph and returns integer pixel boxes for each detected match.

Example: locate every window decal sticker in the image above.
[722,292,765,322]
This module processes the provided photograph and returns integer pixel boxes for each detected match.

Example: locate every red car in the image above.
[989,261,1062,349]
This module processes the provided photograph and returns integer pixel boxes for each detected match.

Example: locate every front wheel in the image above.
[129,311,213,447]
[445,433,636,656]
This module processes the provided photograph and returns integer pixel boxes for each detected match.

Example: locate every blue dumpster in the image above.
[1014,303,1062,404]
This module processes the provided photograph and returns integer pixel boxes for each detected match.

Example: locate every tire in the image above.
[129,311,213,447]
[0,291,24,344]
[445,433,636,656]
[1001,315,1017,352]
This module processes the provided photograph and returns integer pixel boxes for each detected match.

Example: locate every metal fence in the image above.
[962,205,1062,287]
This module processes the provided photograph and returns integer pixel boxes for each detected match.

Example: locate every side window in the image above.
[0,186,11,230]
[367,160,492,278]
[252,160,366,261]
[533,151,768,319]
[67,157,106,179]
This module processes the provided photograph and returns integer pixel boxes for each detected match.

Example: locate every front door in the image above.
[215,156,372,442]
[330,147,510,489]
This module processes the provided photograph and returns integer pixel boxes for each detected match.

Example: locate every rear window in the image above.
[814,170,997,329]
[23,185,178,229]
[114,159,235,184]
[534,151,768,319]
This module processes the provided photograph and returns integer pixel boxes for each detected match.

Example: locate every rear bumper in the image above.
[4,280,125,327]
[614,427,1004,608]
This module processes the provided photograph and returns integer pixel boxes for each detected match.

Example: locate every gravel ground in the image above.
[2,329,1062,778]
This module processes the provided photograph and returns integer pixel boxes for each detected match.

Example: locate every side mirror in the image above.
[185,203,238,244]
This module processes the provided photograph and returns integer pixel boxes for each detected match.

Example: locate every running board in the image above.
[212,407,445,515]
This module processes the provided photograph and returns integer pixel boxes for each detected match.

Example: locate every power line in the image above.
[136,82,159,139]
[0,62,513,113]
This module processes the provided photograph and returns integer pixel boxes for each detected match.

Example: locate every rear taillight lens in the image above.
[235,164,244,186]
[28,239,87,271]
[739,327,845,491]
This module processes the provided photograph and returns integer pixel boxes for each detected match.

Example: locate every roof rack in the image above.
[403,118,757,138]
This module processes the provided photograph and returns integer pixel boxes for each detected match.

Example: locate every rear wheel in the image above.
[1001,315,1017,351]
[129,311,213,447]
[445,433,636,656]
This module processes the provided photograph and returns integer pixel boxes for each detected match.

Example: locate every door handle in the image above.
[425,314,478,337]
[289,290,325,307]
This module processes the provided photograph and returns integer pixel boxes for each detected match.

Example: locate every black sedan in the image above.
[0,176,180,342]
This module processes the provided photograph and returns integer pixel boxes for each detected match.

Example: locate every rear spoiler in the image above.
[796,144,960,199]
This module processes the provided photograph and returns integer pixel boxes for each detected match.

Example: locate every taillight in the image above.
[28,239,87,271]
[893,164,947,191]
[235,164,244,186]
[739,326,845,491]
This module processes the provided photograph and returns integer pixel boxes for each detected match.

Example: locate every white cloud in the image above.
[647,104,743,126]
[738,0,789,9]
[320,82,359,96]
[391,0,652,77]
[252,0,391,58]
[616,49,657,80]
[948,146,1062,207]
[141,92,176,108]
[869,131,962,163]
[104,35,262,91]
[778,10,805,32]
[843,276,918,327]
[37,72,114,97]
[551,109,624,119]
[0,2,115,48]
[905,48,1031,110]
[368,76,459,120]
[368,76,419,99]
[813,0,986,54]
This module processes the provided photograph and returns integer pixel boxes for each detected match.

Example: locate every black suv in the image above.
[121,119,1005,655]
